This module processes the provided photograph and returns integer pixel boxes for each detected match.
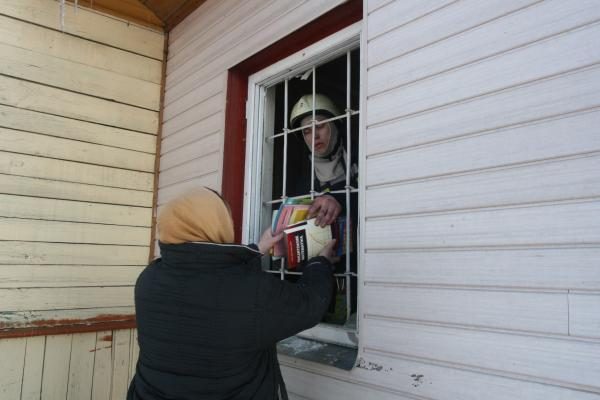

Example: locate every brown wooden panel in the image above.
[67,0,163,29]
[66,0,210,32]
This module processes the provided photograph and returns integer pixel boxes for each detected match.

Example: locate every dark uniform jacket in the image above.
[127,241,333,400]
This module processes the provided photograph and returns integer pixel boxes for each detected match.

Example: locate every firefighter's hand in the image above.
[308,195,341,227]
[319,239,340,264]
[257,229,284,254]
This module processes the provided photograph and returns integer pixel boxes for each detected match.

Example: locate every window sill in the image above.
[296,322,358,348]
[277,335,358,371]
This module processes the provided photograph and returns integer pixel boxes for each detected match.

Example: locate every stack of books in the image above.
[271,198,350,269]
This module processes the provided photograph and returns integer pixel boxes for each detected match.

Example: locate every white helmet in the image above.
[290,94,340,129]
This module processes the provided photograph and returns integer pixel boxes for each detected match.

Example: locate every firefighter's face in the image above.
[300,115,331,156]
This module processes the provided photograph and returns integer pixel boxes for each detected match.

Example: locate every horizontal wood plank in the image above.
[364,248,600,290]
[163,74,224,122]
[281,360,411,400]
[367,0,454,40]
[0,217,151,246]
[0,105,156,153]
[348,351,600,400]
[0,286,134,312]
[368,0,600,96]
[569,293,600,338]
[367,59,600,155]
[165,0,292,88]
[0,194,151,226]
[160,132,221,171]
[158,152,220,189]
[0,42,161,110]
[0,174,153,207]
[368,0,537,67]
[167,0,268,74]
[363,318,600,390]
[169,0,237,47]
[0,128,155,172]
[162,94,223,137]
[0,265,143,288]
[364,285,568,334]
[161,114,222,153]
[0,14,162,83]
[0,152,154,191]
[366,0,394,14]
[366,201,600,249]
[0,0,164,59]
[366,155,600,217]
[0,75,158,134]
[0,242,148,265]
[157,172,219,206]
[367,20,600,126]
[0,307,135,330]
[367,109,600,186]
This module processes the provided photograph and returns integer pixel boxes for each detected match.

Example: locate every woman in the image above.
[128,188,337,400]
[289,93,358,228]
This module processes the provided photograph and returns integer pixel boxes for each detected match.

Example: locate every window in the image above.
[243,26,362,349]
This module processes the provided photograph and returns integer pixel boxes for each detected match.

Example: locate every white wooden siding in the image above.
[0,329,139,400]
[159,0,346,207]
[0,2,162,398]
[358,1,600,399]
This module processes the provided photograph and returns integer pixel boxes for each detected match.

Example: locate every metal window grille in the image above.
[260,49,360,329]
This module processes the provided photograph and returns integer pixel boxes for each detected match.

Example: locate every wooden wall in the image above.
[166,1,600,399]
[0,0,163,331]
[355,0,600,398]
[0,329,139,400]
[0,0,164,398]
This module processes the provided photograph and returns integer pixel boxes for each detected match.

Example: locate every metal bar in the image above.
[345,50,352,322]
[266,270,358,278]
[282,79,289,200]
[267,112,359,141]
[310,66,316,200]
[263,188,359,206]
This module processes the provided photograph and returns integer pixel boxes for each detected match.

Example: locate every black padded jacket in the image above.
[127,241,333,400]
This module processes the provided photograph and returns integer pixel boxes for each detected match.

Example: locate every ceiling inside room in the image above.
[67,0,208,31]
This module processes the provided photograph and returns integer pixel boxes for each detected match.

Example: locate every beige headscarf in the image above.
[157,188,235,244]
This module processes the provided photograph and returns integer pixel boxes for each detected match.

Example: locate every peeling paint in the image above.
[356,357,397,373]
[411,373,425,387]
[0,314,135,339]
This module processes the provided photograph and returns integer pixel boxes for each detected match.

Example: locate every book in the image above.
[282,216,351,269]
[271,198,351,266]
[271,198,312,258]
[283,219,332,269]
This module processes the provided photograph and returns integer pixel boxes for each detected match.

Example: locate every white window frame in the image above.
[242,22,365,348]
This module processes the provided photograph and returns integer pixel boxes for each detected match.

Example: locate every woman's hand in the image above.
[257,229,284,254]
[308,195,341,227]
